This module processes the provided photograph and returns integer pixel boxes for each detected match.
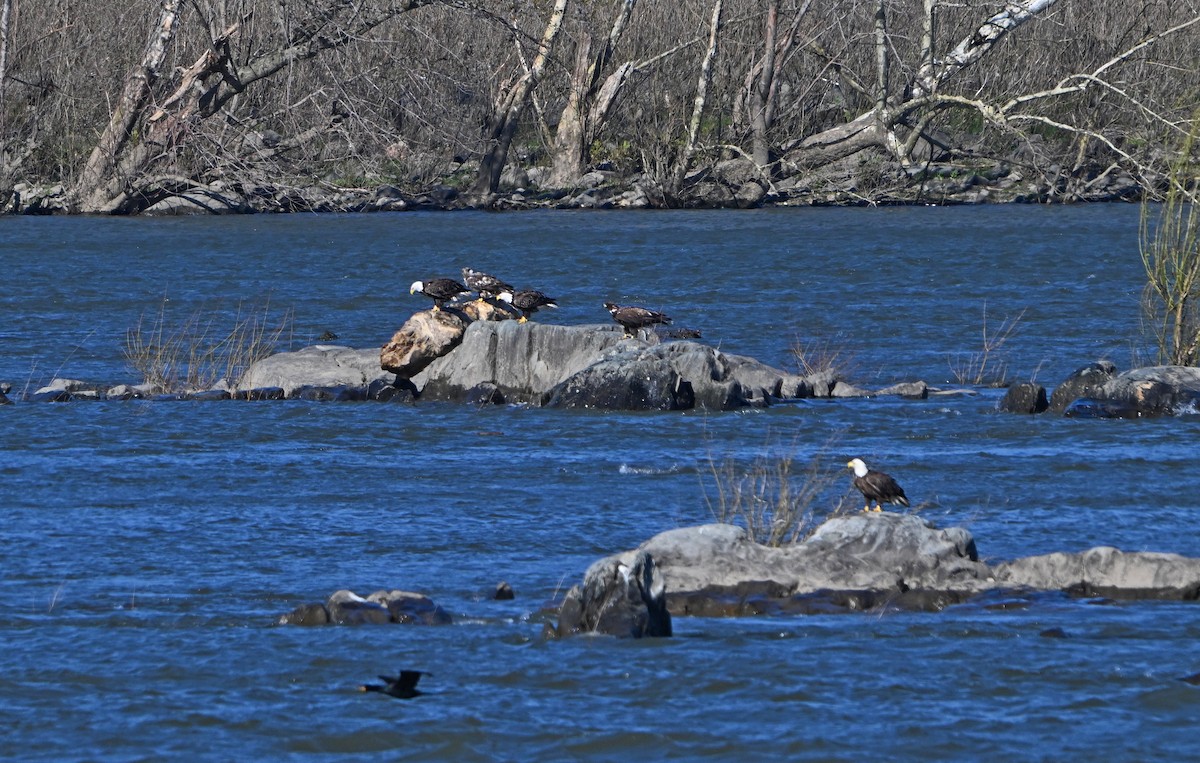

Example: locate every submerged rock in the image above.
[278,588,452,626]
[1048,361,1117,413]
[999,381,1048,414]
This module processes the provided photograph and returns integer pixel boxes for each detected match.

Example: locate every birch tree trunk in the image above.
[74,0,181,213]
[467,0,569,205]
[668,0,722,196]
[785,0,1063,169]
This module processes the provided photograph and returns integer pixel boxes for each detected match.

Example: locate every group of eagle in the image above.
[411,269,911,512]
[409,267,672,337]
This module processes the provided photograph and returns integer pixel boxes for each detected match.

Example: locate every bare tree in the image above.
[72,0,435,214]
[668,0,723,196]
[467,0,570,204]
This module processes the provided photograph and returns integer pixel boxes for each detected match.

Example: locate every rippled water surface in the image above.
[3,207,1200,761]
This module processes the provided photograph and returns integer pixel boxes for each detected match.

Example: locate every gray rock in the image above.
[239,345,394,396]
[555,550,671,638]
[877,381,929,399]
[999,381,1048,414]
[1048,361,1117,413]
[584,516,991,602]
[831,381,872,398]
[1094,366,1200,416]
[414,321,628,404]
[279,588,452,626]
[994,547,1200,599]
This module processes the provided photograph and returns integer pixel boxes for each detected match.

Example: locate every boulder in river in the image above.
[380,309,469,379]
[1048,361,1117,413]
[554,550,672,638]
[998,381,1048,414]
[559,513,1200,630]
[240,345,394,396]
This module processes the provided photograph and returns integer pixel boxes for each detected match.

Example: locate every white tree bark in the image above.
[671,0,722,194]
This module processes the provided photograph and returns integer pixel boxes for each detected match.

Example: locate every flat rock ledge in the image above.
[557,514,1200,637]
[278,589,452,626]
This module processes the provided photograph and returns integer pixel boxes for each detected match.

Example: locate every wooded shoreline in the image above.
[0,1,1195,216]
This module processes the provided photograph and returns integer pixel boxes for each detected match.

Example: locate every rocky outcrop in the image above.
[413,320,629,404]
[545,340,808,411]
[554,550,672,638]
[1049,363,1200,418]
[239,345,394,396]
[278,589,453,626]
[559,515,1200,632]
[998,381,1048,414]
[1048,361,1117,413]
[994,547,1200,599]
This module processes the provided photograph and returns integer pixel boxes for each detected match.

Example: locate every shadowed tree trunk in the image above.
[467,0,569,205]
[546,0,637,187]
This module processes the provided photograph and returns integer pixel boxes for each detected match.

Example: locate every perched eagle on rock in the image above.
[358,669,428,699]
[847,458,910,513]
[410,278,468,311]
[497,289,558,323]
[461,268,514,302]
[604,302,672,337]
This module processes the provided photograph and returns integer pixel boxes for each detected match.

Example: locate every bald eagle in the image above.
[461,268,514,302]
[410,278,469,311]
[497,289,558,323]
[847,458,909,513]
[604,302,672,337]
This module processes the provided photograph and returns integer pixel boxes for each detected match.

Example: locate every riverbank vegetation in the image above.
[1140,114,1200,366]
[1,1,1197,214]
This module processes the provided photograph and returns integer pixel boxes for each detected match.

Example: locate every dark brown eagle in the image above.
[358,669,429,699]
[847,458,910,513]
[604,302,672,337]
[498,289,558,323]
[410,278,469,311]
[461,267,514,301]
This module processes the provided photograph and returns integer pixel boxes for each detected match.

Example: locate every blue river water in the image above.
[2,206,1199,760]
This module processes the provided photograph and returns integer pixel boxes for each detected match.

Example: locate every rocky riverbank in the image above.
[5,151,1145,217]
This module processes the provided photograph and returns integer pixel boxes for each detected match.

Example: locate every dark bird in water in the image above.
[847,458,910,513]
[359,669,429,699]
[604,302,672,337]
[498,289,558,323]
[461,267,514,302]
[410,278,469,311]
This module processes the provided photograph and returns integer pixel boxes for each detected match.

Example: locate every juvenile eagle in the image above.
[604,302,672,337]
[461,267,514,302]
[498,289,558,323]
[847,458,910,513]
[410,278,469,311]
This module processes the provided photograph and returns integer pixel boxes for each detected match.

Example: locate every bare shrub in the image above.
[124,300,292,394]
[790,333,856,379]
[702,433,848,547]
[1140,114,1200,366]
[947,303,1026,386]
